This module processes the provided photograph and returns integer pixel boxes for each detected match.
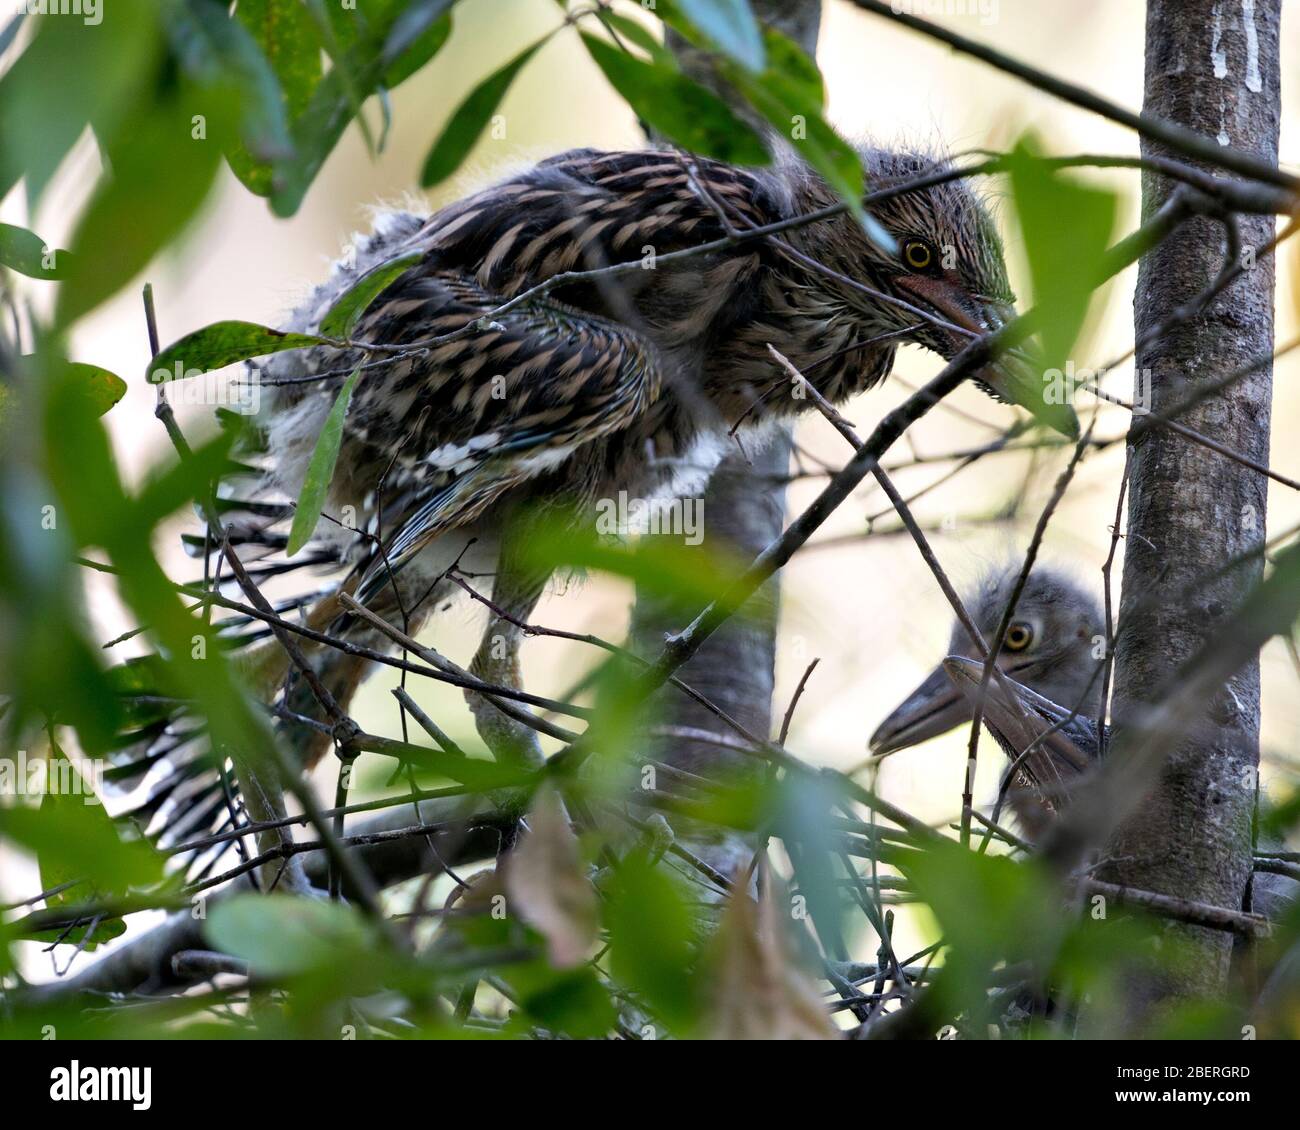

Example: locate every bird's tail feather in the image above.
[109,451,451,875]
[106,602,373,877]
[104,483,368,877]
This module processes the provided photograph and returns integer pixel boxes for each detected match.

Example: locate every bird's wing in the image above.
[316,148,775,602]
[413,149,781,301]
[349,270,661,603]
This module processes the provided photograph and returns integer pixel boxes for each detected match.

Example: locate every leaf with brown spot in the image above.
[503,786,598,969]
[147,320,328,384]
[68,362,127,416]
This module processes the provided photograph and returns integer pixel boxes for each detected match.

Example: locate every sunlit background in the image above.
[4,0,1298,972]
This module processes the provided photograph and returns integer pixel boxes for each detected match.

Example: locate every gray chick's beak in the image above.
[941,656,1093,775]
[869,663,971,755]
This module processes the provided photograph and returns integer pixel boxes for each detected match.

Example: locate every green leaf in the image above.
[168,0,297,198]
[596,11,674,66]
[131,430,236,537]
[778,772,851,959]
[903,839,1062,964]
[0,223,70,280]
[286,369,359,556]
[0,376,128,756]
[148,320,328,384]
[36,751,160,893]
[270,74,358,214]
[671,0,765,71]
[206,894,374,977]
[55,95,223,330]
[66,362,127,417]
[581,34,769,166]
[268,0,393,212]
[899,837,1064,1024]
[728,66,879,241]
[320,0,366,54]
[266,1,453,214]
[516,967,618,1038]
[381,0,454,87]
[724,36,895,253]
[104,654,180,731]
[606,852,699,1032]
[0,6,161,207]
[521,521,747,616]
[366,733,531,791]
[237,0,323,120]
[0,744,165,948]
[39,363,283,777]
[431,870,618,1038]
[1006,134,1118,377]
[420,38,548,188]
[319,252,422,338]
[755,25,824,108]
[229,0,323,194]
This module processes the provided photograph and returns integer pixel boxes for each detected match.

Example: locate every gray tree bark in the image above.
[630,0,822,785]
[626,0,821,877]
[1104,0,1279,1028]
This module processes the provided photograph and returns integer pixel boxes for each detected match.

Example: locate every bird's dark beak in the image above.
[869,663,970,755]
[940,656,1092,774]
[895,278,1079,440]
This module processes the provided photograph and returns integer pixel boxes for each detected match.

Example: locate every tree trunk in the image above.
[1104,0,1280,1028]
[629,445,788,782]
[628,1,820,858]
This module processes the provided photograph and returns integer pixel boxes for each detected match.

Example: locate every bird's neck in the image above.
[698,256,899,428]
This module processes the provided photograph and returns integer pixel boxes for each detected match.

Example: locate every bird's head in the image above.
[939,654,1099,839]
[868,564,1103,756]
[785,149,1077,437]
[938,656,1099,771]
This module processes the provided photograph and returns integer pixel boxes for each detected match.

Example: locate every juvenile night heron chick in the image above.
[120,147,1075,854]
[871,565,1296,943]
[259,149,1066,756]
[942,647,1297,933]
[869,565,1104,837]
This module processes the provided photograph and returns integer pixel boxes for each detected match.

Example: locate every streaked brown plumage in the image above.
[261,147,1039,595]
[118,146,1062,859]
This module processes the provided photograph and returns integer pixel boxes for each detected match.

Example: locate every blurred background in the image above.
[3,0,1297,968]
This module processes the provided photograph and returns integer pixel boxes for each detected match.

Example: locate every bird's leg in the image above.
[465,543,550,772]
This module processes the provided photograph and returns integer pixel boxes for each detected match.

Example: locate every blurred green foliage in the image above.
[1005,135,1119,382]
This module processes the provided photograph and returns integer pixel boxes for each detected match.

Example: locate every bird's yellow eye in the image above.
[1004,622,1034,652]
[903,238,934,271]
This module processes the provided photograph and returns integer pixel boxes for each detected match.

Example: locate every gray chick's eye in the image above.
[1004,622,1034,652]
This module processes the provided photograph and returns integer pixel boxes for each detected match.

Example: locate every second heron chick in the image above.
[869,564,1106,837]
